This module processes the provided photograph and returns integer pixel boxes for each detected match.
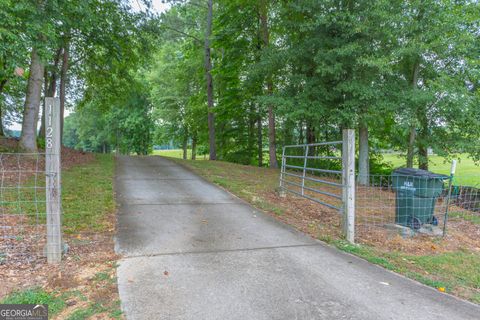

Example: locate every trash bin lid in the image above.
[392,168,449,179]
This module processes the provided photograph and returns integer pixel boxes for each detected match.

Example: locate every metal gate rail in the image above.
[279,129,356,243]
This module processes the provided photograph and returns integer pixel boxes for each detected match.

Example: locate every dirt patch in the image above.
[262,184,480,257]
[0,230,121,319]
[0,142,120,318]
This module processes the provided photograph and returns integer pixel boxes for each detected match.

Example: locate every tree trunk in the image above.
[182,133,188,160]
[39,71,48,139]
[418,144,428,170]
[406,125,416,168]
[298,120,304,144]
[406,60,420,168]
[260,0,277,168]
[358,123,369,185]
[40,47,62,139]
[257,114,263,167]
[205,0,216,160]
[191,132,197,160]
[60,43,69,142]
[306,123,315,156]
[0,79,7,136]
[267,104,277,168]
[306,123,315,144]
[417,109,429,170]
[248,105,255,160]
[19,49,44,152]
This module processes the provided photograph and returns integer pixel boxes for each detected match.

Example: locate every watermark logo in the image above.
[0,304,48,320]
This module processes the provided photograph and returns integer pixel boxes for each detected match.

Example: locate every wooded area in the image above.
[1,0,479,177]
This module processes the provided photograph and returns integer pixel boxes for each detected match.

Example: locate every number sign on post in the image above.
[45,97,62,263]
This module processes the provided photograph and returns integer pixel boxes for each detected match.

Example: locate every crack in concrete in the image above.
[120,243,322,259]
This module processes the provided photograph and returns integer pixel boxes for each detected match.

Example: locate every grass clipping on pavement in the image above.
[168,157,480,305]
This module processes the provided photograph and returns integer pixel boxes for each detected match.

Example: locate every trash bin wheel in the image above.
[429,215,438,226]
[408,216,421,230]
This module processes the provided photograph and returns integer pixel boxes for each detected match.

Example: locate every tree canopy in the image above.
[1,0,478,171]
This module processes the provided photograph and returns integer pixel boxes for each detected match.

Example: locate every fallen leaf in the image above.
[438,287,445,292]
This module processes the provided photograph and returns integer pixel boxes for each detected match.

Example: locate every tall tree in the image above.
[205,0,216,160]
[19,49,44,152]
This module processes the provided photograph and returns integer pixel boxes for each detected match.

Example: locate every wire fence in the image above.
[279,142,480,246]
[0,153,48,264]
[356,174,480,245]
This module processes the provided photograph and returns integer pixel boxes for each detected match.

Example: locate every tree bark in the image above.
[306,123,315,156]
[60,43,69,142]
[19,49,44,152]
[406,60,420,168]
[358,123,369,185]
[257,114,263,167]
[248,105,255,160]
[298,120,304,144]
[306,123,315,144]
[417,109,429,170]
[191,132,197,160]
[418,144,428,170]
[205,0,216,160]
[182,133,188,160]
[40,47,62,139]
[406,125,416,168]
[260,0,277,168]
[0,79,7,136]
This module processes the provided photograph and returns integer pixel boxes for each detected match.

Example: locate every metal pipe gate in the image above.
[279,129,355,243]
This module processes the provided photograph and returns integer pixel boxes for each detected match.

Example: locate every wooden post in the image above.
[45,97,62,263]
[342,129,355,243]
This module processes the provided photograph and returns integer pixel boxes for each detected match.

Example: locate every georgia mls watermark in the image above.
[0,305,48,320]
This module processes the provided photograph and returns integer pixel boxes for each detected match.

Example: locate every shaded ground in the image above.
[170,157,480,304]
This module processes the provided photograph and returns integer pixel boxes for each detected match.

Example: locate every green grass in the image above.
[157,149,479,185]
[152,149,209,160]
[1,154,118,318]
[66,301,122,320]
[1,288,66,316]
[330,239,480,296]
[169,158,480,303]
[62,154,115,233]
[382,153,479,185]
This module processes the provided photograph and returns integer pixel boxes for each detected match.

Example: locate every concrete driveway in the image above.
[115,156,479,320]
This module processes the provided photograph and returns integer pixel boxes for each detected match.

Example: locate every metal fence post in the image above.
[279,146,286,197]
[45,97,62,263]
[301,145,309,196]
[342,129,355,243]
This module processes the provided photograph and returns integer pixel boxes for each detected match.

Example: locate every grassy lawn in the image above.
[154,149,479,185]
[62,154,116,233]
[167,156,480,304]
[152,149,209,160]
[1,154,122,319]
[382,153,479,185]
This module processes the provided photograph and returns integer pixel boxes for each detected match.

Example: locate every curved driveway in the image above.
[115,156,479,320]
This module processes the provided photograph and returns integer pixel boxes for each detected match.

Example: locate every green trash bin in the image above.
[391,168,449,229]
